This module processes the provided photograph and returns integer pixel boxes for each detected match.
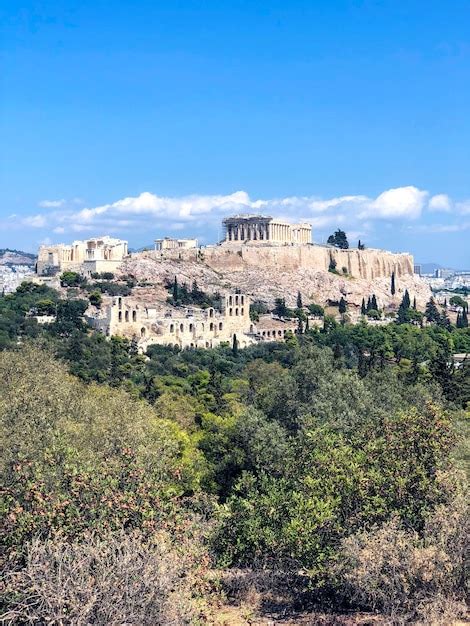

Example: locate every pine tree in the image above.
[296,290,303,309]
[327,229,349,249]
[361,298,367,315]
[391,271,396,296]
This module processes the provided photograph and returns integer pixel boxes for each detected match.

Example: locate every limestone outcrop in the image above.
[120,243,430,311]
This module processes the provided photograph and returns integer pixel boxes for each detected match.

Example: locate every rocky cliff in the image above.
[120,243,430,311]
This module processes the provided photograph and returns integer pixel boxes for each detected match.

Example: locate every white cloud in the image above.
[364,186,428,219]
[428,194,452,212]
[22,214,46,228]
[39,199,66,208]
[456,200,470,215]
[18,186,442,239]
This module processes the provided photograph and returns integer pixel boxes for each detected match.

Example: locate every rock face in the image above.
[144,243,414,280]
[120,243,431,311]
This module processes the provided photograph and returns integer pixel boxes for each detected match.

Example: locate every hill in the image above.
[0,248,37,266]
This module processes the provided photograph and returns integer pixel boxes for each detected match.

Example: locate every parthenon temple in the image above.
[222,215,312,244]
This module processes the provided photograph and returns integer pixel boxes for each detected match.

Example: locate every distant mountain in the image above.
[0,249,37,266]
[418,262,469,274]
[417,262,443,274]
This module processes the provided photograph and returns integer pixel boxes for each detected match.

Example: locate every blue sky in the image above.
[1,0,469,267]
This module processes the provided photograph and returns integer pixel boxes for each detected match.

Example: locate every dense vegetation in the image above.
[1,281,469,623]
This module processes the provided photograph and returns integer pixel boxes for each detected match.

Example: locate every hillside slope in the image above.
[120,251,431,310]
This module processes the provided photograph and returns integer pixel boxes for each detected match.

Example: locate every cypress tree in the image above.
[232,334,238,356]
[459,308,468,328]
[305,316,310,331]
[391,271,396,296]
[366,296,372,311]
[361,298,367,315]
[371,294,378,311]
[339,297,347,314]
[413,296,417,310]
[403,289,411,309]
[296,290,303,309]
[172,276,178,303]
[425,297,440,323]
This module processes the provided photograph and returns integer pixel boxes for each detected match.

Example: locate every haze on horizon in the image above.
[1,1,469,268]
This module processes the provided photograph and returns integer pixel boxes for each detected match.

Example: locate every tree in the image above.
[60,271,85,288]
[458,308,468,328]
[328,256,337,273]
[35,299,56,315]
[232,334,239,356]
[449,295,467,310]
[391,272,396,296]
[172,277,179,303]
[358,240,365,250]
[339,297,347,314]
[327,229,349,249]
[371,294,378,311]
[296,291,303,309]
[89,291,102,308]
[273,298,289,318]
[402,290,411,310]
[361,298,367,316]
[308,303,324,317]
[413,296,417,310]
[425,298,440,324]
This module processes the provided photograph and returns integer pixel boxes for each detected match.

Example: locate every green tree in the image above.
[339,297,347,314]
[296,290,303,309]
[60,271,85,288]
[327,229,349,249]
[391,271,396,296]
[232,334,239,356]
[361,298,367,316]
[89,291,102,307]
[425,297,440,324]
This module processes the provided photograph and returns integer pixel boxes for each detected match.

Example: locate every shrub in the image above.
[2,531,214,625]
[335,485,469,623]
[308,303,324,317]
